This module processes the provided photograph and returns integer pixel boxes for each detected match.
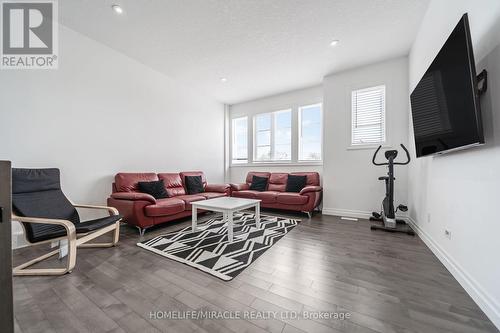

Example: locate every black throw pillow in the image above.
[285,175,307,193]
[138,180,168,199]
[185,175,205,194]
[249,175,268,191]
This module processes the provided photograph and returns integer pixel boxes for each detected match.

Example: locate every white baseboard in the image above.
[322,207,408,220]
[406,217,500,329]
[322,208,499,329]
[322,208,372,219]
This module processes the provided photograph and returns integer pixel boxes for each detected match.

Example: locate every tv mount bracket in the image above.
[477,69,488,96]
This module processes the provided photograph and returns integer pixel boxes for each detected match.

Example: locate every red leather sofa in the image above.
[107,171,230,234]
[230,172,322,217]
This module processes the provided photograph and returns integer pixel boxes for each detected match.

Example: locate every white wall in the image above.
[407,0,500,328]
[0,26,224,247]
[322,57,410,218]
[228,86,323,183]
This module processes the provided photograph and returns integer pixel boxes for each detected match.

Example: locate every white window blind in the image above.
[351,85,386,145]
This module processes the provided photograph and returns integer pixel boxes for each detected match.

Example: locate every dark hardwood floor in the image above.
[12,211,499,333]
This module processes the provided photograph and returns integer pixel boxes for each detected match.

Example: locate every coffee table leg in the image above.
[255,203,261,228]
[228,211,233,242]
[192,205,197,232]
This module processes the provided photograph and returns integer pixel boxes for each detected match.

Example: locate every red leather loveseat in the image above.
[107,171,229,234]
[230,172,322,217]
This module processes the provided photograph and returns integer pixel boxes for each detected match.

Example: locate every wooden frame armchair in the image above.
[11,168,122,276]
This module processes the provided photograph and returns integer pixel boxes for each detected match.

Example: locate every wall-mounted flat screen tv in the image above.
[410,13,484,157]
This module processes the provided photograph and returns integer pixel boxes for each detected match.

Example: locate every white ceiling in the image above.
[60,0,430,104]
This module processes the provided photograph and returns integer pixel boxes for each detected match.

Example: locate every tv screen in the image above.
[410,13,484,157]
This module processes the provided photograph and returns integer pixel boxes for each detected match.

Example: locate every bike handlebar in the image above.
[372,144,411,166]
[372,146,384,166]
[395,144,411,165]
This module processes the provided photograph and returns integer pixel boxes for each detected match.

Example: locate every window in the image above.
[254,113,271,161]
[299,104,322,160]
[230,103,322,165]
[274,110,292,160]
[254,110,292,161]
[232,117,248,163]
[351,85,386,146]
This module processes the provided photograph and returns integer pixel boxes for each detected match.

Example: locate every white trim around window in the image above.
[350,85,386,147]
[298,103,323,161]
[231,116,248,164]
[253,109,292,162]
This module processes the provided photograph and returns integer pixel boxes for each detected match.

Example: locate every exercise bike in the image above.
[370,144,415,236]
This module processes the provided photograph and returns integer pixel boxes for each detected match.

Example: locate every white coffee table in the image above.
[191,197,261,242]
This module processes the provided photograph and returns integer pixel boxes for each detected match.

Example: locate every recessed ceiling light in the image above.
[330,39,340,47]
[112,4,123,14]
[220,77,228,83]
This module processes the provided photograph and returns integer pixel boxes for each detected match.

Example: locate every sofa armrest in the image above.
[300,186,322,195]
[110,192,156,204]
[205,183,230,193]
[230,183,249,191]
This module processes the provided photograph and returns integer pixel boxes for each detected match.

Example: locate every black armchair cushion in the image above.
[76,215,121,233]
[12,168,120,243]
[22,215,122,243]
[13,168,80,243]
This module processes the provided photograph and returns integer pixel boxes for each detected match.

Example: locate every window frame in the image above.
[253,112,272,162]
[231,116,248,164]
[350,85,386,148]
[253,109,292,163]
[298,103,323,162]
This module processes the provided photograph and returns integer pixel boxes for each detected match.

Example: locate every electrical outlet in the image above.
[427,213,431,223]
[444,229,452,239]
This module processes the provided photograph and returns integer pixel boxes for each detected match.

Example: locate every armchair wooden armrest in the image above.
[12,214,76,235]
[73,204,119,216]
[11,214,77,275]
[11,211,121,276]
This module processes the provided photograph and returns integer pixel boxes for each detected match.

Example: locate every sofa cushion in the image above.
[249,175,268,191]
[199,192,226,199]
[185,175,205,194]
[290,172,320,186]
[158,173,186,197]
[138,180,169,199]
[145,198,185,217]
[232,190,260,199]
[245,172,271,185]
[277,192,308,205]
[115,173,158,192]
[254,191,279,203]
[180,171,207,188]
[175,194,206,210]
[268,173,288,192]
[285,175,307,193]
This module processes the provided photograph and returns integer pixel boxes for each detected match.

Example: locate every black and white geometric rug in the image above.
[137,213,299,281]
